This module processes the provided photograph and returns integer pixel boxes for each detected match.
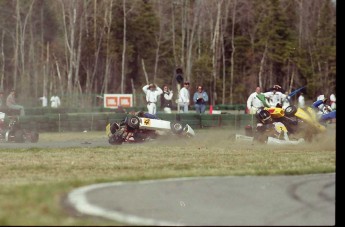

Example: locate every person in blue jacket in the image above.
[193,85,209,114]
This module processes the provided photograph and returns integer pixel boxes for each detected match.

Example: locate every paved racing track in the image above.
[67,173,335,226]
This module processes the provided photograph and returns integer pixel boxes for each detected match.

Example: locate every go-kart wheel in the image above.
[126,115,140,129]
[5,130,14,142]
[14,130,25,143]
[284,105,297,117]
[110,122,121,134]
[108,134,123,145]
[29,131,39,143]
[170,122,184,134]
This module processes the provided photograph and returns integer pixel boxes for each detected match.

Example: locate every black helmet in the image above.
[256,109,272,124]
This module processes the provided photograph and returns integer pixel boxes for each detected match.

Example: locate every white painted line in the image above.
[68,174,335,226]
[68,177,209,226]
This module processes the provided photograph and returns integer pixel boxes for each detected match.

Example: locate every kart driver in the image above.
[254,108,291,143]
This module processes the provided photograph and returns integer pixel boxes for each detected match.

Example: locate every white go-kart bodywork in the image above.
[235,134,305,145]
[138,117,195,137]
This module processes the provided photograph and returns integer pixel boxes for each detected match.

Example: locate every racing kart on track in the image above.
[0,112,39,143]
[106,112,195,145]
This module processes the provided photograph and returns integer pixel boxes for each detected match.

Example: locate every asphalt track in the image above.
[67,173,335,226]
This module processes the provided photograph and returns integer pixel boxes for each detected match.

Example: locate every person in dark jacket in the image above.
[161,85,173,113]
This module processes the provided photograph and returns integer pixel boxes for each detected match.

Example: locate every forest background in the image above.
[0,0,336,108]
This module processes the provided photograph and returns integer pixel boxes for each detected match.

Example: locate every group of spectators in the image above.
[142,81,209,115]
[39,94,61,108]
[246,85,336,114]
[246,85,291,114]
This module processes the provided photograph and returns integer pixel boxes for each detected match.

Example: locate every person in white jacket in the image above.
[178,81,190,113]
[330,93,336,110]
[246,86,267,114]
[264,85,287,108]
[142,83,163,115]
[50,95,61,108]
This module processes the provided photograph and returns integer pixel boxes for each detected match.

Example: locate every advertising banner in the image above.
[103,94,133,108]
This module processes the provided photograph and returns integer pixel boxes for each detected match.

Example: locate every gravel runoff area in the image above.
[67,173,335,226]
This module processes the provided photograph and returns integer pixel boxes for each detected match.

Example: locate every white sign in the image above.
[103,94,133,108]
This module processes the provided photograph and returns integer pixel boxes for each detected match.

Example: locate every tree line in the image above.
[0,0,336,108]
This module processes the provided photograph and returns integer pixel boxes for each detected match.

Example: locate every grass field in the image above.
[0,127,336,225]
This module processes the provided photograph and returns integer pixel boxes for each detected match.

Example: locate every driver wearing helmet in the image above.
[254,108,290,142]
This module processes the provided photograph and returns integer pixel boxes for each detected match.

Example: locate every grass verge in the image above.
[0,128,336,225]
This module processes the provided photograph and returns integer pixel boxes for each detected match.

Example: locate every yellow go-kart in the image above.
[264,105,326,142]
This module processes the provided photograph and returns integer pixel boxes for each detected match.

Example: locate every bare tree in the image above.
[221,0,231,104]
[60,0,77,94]
[211,0,222,106]
[120,0,134,93]
[185,1,200,82]
[102,0,114,94]
[229,0,237,104]
[121,0,127,94]
[0,31,4,90]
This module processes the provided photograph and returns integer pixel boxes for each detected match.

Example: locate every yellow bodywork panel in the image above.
[106,123,111,136]
[265,107,285,118]
[295,107,326,133]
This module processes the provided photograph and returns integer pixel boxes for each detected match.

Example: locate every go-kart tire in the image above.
[108,134,123,145]
[170,122,184,134]
[5,130,14,142]
[284,105,297,117]
[126,115,140,129]
[110,122,121,134]
[29,131,39,143]
[14,130,25,143]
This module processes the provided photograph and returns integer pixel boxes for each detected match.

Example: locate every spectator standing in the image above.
[50,95,61,108]
[6,89,25,116]
[178,81,190,113]
[330,93,336,110]
[264,85,287,108]
[142,83,163,115]
[246,86,268,114]
[39,94,48,107]
[317,94,325,101]
[298,92,305,108]
[281,91,291,110]
[193,85,209,114]
[161,85,173,113]
[316,93,326,111]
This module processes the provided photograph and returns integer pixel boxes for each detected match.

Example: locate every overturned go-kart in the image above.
[239,105,327,144]
[106,114,195,145]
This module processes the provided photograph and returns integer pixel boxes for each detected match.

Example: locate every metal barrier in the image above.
[13,112,255,133]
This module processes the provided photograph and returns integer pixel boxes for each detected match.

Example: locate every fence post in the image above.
[91,113,94,131]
